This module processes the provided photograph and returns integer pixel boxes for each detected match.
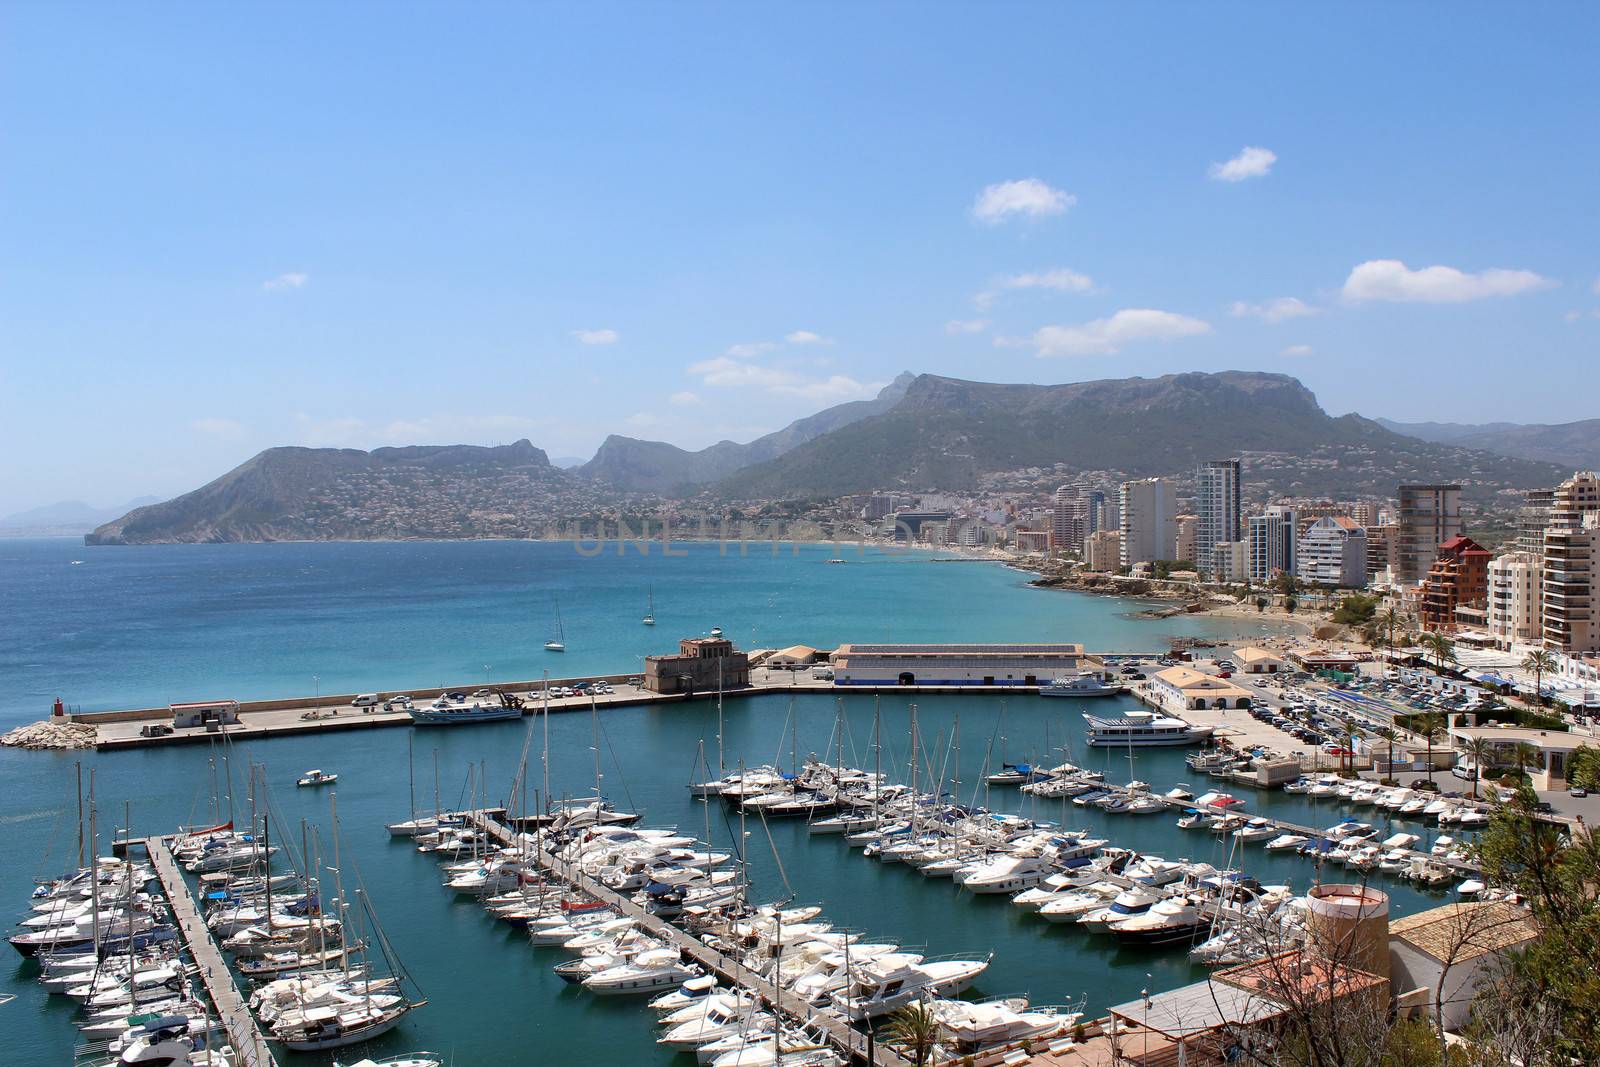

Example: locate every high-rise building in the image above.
[1518,487,1555,556]
[1050,482,1092,553]
[1248,505,1298,582]
[1418,536,1493,632]
[1195,460,1243,578]
[1084,529,1122,572]
[1095,499,1120,538]
[1119,478,1178,568]
[1365,524,1399,585]
[1396,484,1462,583]
[1543,472,1600,652]
[1297,517,1368,588]
[1349,503,1377,528]
[1173,514,1198,565]
[1488,551,1542,649]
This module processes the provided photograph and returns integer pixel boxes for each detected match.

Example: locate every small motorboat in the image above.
[297,769,338,788]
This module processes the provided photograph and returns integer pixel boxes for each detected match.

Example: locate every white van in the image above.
[352,693,382,708]
[810,666,834,681]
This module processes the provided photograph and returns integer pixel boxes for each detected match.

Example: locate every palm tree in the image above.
[1513,741,1543,781]
[1521,649,1558,708]
[1377,606,1401,663]
[1256,596,1268,614]
[1420,631,1457,677]
[1462,736,1494,798]
[1376,725,1397,779]
[1284,596,1298,615]
[1416,712,1445,786]
[882,1004,940,1067]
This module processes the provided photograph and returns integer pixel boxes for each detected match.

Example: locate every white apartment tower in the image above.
[1543,472,1600,652]
[1248,505,1298,582]
[1488,551,1542,649]
[1119,478,1178,568]
[1195,460,1243,579]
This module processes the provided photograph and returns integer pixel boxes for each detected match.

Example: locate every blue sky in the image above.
[3,3,1597,513]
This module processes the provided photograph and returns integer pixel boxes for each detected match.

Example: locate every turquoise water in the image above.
[1,540,1439,1065]
[1,538,1281,722]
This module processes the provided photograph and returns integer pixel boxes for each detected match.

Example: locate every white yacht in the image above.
[1040,672,1122,698]
[582,948,698,995]
[1083,711,1213,747]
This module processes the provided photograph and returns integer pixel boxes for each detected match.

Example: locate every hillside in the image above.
[85,441,588,544]
[712,371,1562,500]
[1,496,160,536]
[1378,417,1600,472]
[580,372,914,492]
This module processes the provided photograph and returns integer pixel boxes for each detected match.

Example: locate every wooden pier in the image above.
[145,837,278,1067]
[462,811,912,1067]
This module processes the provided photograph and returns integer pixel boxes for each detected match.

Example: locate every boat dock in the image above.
[144,836,278,1067]
[462,810,913,1067]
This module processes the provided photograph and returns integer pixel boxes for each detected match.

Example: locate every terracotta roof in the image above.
[1389,901,1537,963]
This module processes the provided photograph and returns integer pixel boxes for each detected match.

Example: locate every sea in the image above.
[0,538,1452,1065]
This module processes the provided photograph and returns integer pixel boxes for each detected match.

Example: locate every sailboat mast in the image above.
[717,657,725,774]
[75,762,84,870]
[542,669,552,817]
[590,693,602,801]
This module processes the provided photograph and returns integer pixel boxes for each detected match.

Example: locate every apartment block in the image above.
[1119,478,1178,568]
[1084,529,1122,572]
[1396,484,1462,583]
[1195,460,1242,578]
[1297,516,1368,588]
[1543,472,1600,652]
[1418,536,1492,632]
[1174,514,1198,565]
[1488,551,1542,649]
[1248,506,1297,582]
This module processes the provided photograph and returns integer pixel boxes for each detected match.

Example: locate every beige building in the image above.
[1084,528,1121,571]
[1120,478,1178,567]
[1543,471,1600,652]
[1488,551,1542,649]
[1150,665,1254,710]
[1234,647,1286,673]
[1448,725,1586,790]
[1214,539,1249,582]
[1174,513,1198,564]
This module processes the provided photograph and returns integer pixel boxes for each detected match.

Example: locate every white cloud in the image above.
[784,330,833,346]
[1342,259,1555,303]
[291,412,543,450]
[725,340,777,359]
[1028,308,1212,357]
[191,417,245,438]
[1281,344,1314,356]
[1209,146,1277,182]
[262,271,308,292]
[1002,268,1095,293]
[975,268,1096,309]
[945,319,990,335]
[687,356,880,401]
[972,178,1075,223]
[1229,296,1321,323]
[668,391,701,406]
[570,328,620,345]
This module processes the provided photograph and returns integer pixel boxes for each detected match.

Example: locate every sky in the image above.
[3,3,1598,514]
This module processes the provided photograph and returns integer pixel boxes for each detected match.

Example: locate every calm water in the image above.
[0,540,1442,1065]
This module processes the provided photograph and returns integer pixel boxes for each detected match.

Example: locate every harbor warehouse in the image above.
[1150,666,1254,709]
[830,643,1089,686]
[169,700,240,728]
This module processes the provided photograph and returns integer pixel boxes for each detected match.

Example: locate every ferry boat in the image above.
[1039,672,1122,698]
[410,699,521,726]
[1083,710,1213,747]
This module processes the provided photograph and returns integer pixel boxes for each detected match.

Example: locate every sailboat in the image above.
[643,586,655,626]
[545,596,566,652]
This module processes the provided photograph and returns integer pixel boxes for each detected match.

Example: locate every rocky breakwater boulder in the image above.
[1,720,98,749]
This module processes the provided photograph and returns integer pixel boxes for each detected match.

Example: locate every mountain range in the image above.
[1376,417,1600,472]
[578,373,914,492]
[1,496,161,536]
[83,371,1567,544]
